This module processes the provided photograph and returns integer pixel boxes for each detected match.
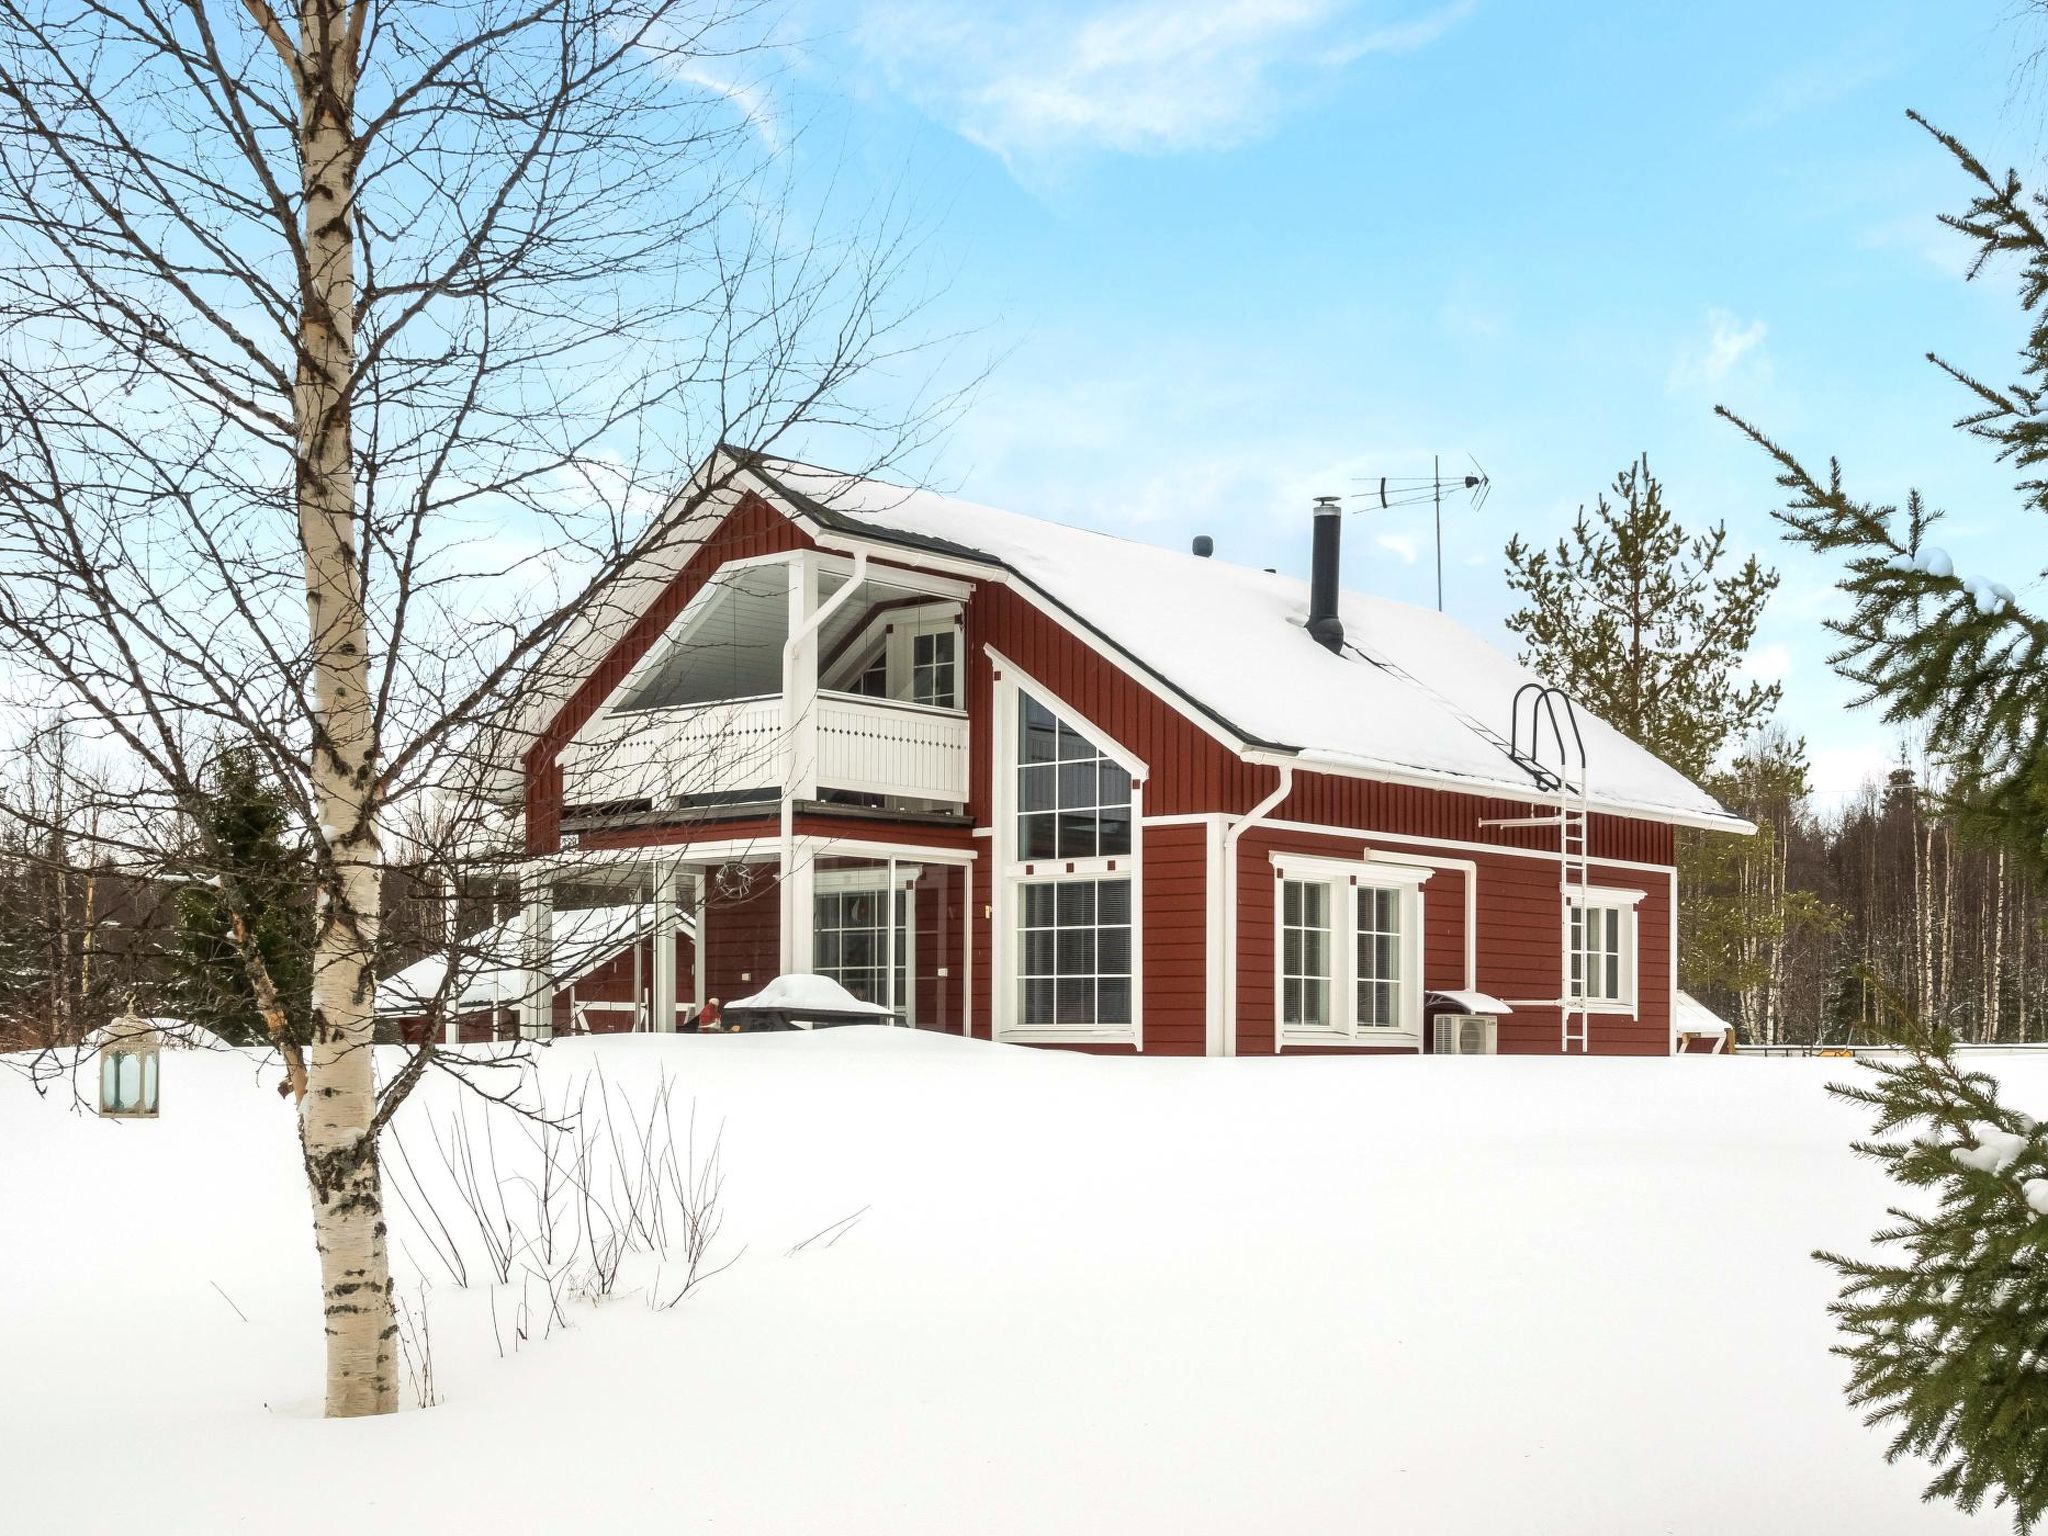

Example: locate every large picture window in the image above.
[999,668,1144,1044]
[1017,694,1132,861]
[1019,878,1132,1028]
[1271,857,1429,1047]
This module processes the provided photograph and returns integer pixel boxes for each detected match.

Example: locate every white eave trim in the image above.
[1248,748,1756,836]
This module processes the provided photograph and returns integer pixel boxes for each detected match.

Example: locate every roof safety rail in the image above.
[1507,682,1585,793]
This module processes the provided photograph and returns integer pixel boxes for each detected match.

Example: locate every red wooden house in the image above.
[486,448,1749,1056]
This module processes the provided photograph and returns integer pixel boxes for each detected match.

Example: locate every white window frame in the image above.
[813,864,921,1026]
[1270,852,1431,1050]
[819,600,964,711]
[1568,887,1643,1015]
[988,650,1146,1047]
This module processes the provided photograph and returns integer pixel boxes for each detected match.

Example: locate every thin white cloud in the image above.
[668,61,782,151]
[853,0,1473,164]
[1668,308,1770,394]
[1374,530,1421,565]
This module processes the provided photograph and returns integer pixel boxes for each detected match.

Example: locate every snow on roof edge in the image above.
[743,453,1750,833]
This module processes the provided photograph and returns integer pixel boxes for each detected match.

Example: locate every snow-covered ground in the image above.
[4,1031,2027,1534]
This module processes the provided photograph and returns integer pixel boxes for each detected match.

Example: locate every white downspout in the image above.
[1220,761,1293,1058]
[778,551,868,969]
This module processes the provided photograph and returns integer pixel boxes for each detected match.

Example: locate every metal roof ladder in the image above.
[1484,685,1593,1053]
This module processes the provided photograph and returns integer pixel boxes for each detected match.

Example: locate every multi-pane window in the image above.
[1017,694,1132,861]
[1272,861,1427,1044]
[1019,879,1132,1028]
[851,650,888,698]
[1280,879,1332,1030]
[1356,885,1401,1028]
[1570,903,1627,1004]
[814,888,909,1019]
[911,630,957,708]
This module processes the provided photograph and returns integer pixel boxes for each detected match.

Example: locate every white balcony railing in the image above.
[561,692,968,809]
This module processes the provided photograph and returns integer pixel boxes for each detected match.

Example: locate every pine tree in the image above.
[1504,455,1803,1011]
[1721,113,2048,873]
[1817,1002,2048,1530]
[1503,453,1781,784]
[168,747,313,1048]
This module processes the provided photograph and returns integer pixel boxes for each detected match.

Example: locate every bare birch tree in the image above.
[0,0,947,1415]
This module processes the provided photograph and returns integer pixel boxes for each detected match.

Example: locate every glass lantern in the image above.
[97,1012,160,1118]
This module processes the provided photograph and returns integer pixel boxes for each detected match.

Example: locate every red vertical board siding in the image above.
[912,865,967,1033]
[1140,821,1208,1056]
[704,875,780,1005]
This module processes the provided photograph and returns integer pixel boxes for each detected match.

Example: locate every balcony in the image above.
[561,691,969,810]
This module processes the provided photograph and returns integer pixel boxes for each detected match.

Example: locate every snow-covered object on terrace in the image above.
[377,904,692,1018]
[724,973,896,1029]
[738,456,1745,828]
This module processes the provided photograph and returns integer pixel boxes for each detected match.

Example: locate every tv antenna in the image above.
[1349,456,1491,612]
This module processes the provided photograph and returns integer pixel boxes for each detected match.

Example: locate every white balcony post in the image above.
[691,868,707,1011]
[652,859,680,1032]
[776,551,865,975]
[519,869,554,1041]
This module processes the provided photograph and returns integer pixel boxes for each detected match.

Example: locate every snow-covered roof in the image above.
[1674,991,1735,1040]
[740,454,1745,830]
[377,905,691,1016]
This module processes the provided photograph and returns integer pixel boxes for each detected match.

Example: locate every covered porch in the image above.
[508,835,975,1040]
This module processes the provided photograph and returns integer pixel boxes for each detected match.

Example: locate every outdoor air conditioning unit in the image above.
[1433,1012,1498,1057]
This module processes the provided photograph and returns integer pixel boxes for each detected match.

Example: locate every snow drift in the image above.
[2,1030,2025,1534]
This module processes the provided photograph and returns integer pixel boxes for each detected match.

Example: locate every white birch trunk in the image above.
[274,0,397,1418]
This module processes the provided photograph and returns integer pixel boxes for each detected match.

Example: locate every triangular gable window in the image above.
[1015,693,1132,861]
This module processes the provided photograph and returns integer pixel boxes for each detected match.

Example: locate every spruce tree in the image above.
[169,747,313,1047]
[1503,453,1780,784]
[1818,1008,2048,1530]
[1722,111,2048,1529]
[1722,114,2048,872]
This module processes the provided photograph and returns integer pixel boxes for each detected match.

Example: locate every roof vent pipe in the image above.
[1191,534,1214,558]
[1307,496,1344,653]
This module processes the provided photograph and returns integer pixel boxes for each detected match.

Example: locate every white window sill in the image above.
[1279,1030,1421,1050]
[998,1027,1138,1046]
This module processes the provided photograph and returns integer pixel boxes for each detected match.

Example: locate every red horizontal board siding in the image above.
[523,487,1686,1057]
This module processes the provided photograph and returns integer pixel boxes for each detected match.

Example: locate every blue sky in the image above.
[750,0,2047,805]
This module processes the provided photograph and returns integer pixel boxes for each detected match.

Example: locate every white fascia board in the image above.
[1249,748,1757,836]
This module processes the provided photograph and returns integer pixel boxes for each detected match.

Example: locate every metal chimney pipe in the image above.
[1307,496,1344,653]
